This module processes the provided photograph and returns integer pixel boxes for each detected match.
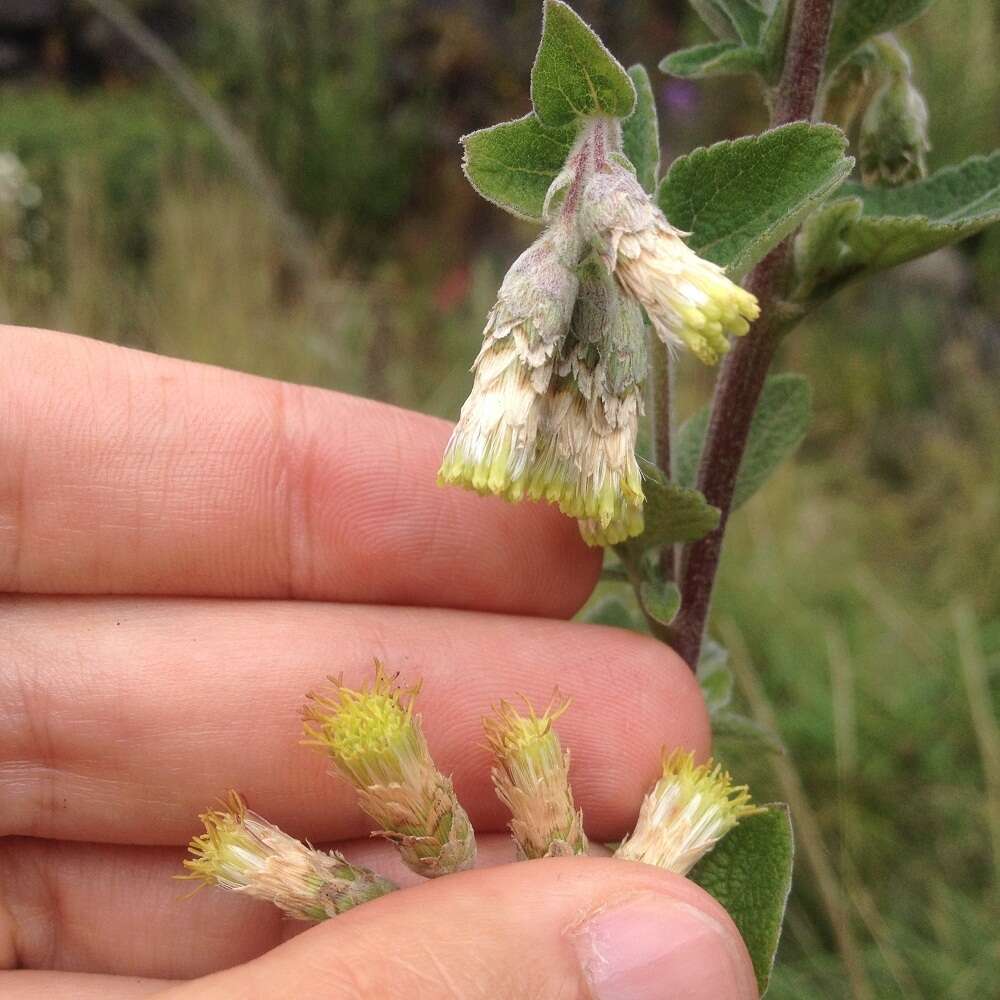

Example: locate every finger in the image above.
[1,833,585,977]
[0,596,709,843]
[0,326,599,615]
[0,972,168,999]
[163,858,758,1000]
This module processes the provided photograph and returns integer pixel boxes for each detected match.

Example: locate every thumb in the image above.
[159,857,758,1000]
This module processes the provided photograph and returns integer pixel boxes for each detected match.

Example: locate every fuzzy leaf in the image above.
[639,579,681,626]
[461,113,575,222]
[791,196,864,298]
[659,41,765,80]
[689,805,794,994]
[689,0,767,44]
[836,151,1000,273]
[712,710,785,753]
[657,123,854,278]
[676,374,812,510]
[698,639,734,715]
[531,0,635,127]
[623,458,721,552]
[622,64,660,194]
[826,0,936,74]
[583,594,645,631]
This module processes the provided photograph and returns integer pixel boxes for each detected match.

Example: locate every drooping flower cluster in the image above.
[440,130,759,545]
[483,696,588,859]
[180,792,396,920]
[302,662,476,878]
[615,748,762,875]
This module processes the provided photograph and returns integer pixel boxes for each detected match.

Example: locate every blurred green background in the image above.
[1,1,998,996]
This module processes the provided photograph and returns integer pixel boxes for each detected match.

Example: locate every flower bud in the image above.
[303,663,476,878]
[484,696,588,859]
[615,749,761,875]
[180,792,396,920]
[438,224,580,501]
[580,165,759,365]
[860,74,930,187]
[528,269,646,543]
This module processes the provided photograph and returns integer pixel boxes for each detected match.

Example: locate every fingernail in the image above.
[571,895,756,1000]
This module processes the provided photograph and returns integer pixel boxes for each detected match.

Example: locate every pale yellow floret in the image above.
[484,696,587,859]
[615,749,763,875]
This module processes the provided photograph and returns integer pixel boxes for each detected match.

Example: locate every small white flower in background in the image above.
[615,748,762,875]
[438,222,581,501]
[180,792,396,920]
[582,165,759,365]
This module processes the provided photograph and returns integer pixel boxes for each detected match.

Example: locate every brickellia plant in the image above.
[182,2,1000,993]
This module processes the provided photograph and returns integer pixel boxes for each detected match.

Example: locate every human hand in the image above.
[0,326,757,999]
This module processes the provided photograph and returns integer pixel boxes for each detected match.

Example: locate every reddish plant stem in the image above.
[671,0,836,668]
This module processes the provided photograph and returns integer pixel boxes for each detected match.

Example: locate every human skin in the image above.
[0,326,756,999]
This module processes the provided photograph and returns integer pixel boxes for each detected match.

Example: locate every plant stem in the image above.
[671,0,836,668]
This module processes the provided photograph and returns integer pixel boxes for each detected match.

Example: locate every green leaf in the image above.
[657,123,854,278]
[531,0,635,128]
[639,578,681,626]
[689,0,767,44]
[758,0,792,84]
[689,806,794,995]
[826,0,936,74]
[659,41,765,80]
[676,374,812,510]
[461,113,575,222]
[712,710,785,753]
[791,196,864,299]
[698,639,734,715]
[583,594,645,631]
[620,458,720,553]
[621,64,660,194]
[836,151,1000,274]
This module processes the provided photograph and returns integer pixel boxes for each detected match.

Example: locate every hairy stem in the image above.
[671,0,836,668]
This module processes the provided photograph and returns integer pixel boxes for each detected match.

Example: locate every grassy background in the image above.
[2,1,999,995]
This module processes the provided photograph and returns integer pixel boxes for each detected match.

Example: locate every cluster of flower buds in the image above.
[615,748,762,875]
[440,122,759,545]
[302,663,476,878]
[180,792,396,920]
[483,695,588,859]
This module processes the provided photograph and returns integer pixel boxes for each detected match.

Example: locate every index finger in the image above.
[0,326,599,615]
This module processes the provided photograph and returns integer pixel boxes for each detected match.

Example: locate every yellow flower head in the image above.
[615,749,762,875]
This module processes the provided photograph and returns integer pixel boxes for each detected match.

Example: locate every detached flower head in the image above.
[303,663,476,878]
[615,749,762,875]
[484,695,587,859]
[581,166,759,365]
[530,269,646,543]
[180,792,396,920]
[438,224,580,501]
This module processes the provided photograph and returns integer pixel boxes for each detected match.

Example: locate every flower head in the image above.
[303,663,476,878]
[615,749,762,875]
[180,791,396,920]
[860,74,930,187]
[438,224,580,501]
[581,166,759,365]
[484,695,587,859]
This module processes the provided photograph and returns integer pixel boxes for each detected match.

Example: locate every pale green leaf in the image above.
[837,151,1000,274]
[689,0,766,44]
[791,196,864,299]
[531,0,635,127]
[659,41,765,80]
[676,374,812,510]
[689,805,794,994]
[657,123,854,278]
[461,113,575,222]
[619,458,720,553]
[639,579,681,626]
[827,0,936,74]
[698,639,734,715]
[758,0,792,84]
[622,64,660,194]
[583,594,645,632]
[712,710,785,753]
